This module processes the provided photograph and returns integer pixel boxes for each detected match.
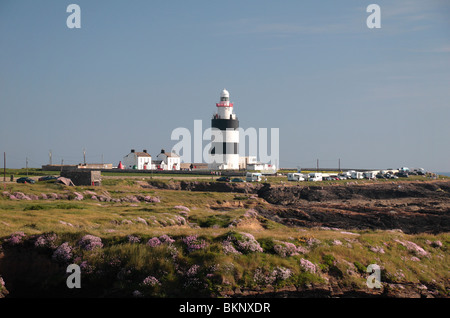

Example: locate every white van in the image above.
[287,173,305,181]
[246,172,262,182]
[363,171,376,179]
[351,171,364,179]
[308,173,323,182]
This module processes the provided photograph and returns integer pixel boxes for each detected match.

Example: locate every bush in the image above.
[258,237,275,253]
[354,261,367,274]
[23,205,45,211]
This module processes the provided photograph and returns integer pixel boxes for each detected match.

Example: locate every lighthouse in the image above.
[209,89,240,170]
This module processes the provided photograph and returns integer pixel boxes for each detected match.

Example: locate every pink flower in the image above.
[78,235,103,251]
[182,235,207,253]
[52,242,73,263]
[147,237,161,247]
[300,258,317,273]
[6,232,26,245]
[395,239,428,257]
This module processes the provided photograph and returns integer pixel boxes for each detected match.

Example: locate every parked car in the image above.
[38,175,58,182]
[216,176,230,182]
[16,177,35,184]
[396,172,409,178]
[385,174,398,179]
[231,178,246,183]
[376,174,385,179]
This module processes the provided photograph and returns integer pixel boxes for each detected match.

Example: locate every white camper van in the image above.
[287,173,305,181]
[351,171,364,179]
[246,172,262,182]
[308,173,323,182]
[363,171,377,179]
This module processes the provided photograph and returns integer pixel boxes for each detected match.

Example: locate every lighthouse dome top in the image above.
[220,89,230,98]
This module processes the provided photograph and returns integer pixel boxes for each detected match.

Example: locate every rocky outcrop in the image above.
[146,180,263,193]
[256,181,450,234]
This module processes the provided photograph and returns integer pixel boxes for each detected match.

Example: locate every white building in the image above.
[247,162,277,174]
[123,149,152,170]
[239,156,257,170]
[156,149,180,171]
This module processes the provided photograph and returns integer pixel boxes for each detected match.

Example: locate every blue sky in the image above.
[1,0,449,171]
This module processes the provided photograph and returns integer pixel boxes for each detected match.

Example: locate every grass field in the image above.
[1,177,448,298]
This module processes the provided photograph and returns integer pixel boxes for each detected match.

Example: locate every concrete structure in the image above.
[61,170,101,186]
[209,89,240,170]
[239,156,257,170]
[180,163,209,171]
[123,149,152,170]
[156,149,180,171]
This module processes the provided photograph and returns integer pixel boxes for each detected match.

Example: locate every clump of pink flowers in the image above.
[147,237,162,247]
[182,235,208,253]
[231,233,263,254]
[222,237,242,255]
[52,242,73,263]
[78,235,104,251]
[127,235,141,244]
[35,233,58,249]
[253,266,292,286]
[142,276,161,287]
[147,234,175,247]
[5,232,26,245]
[274,241,307,257]
[395,239,428,257]
[299,258,317,273]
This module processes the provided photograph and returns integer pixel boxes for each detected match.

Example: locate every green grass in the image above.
[0,178,449,297]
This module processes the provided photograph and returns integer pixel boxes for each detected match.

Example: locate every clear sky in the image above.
[1,0,449,171]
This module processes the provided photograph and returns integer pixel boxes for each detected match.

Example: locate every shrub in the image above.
[5,232,26,246]
[52,242,73,263]
[257,237,275,253]
[182,235,208,253]
[299,258,317,274]
[78,235,104,251]
[273,241,308,257]
[35,233,58,249]
[225,232,263,254]
[23,204,45,211]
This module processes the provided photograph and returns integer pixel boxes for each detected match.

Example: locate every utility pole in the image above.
[49,150,52,165]
[83,148,86,165]
[3,152,5,182]
[61,159,64,173]
[338,158,341,172]
[26,157,29,176]
[316,159,319,172]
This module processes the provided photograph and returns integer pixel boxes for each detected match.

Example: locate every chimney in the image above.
[131,149,135,153]
[143,149,147,153]
[161,149,165,154]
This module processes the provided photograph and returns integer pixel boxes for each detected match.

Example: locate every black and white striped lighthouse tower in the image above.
[209,89,240,170]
